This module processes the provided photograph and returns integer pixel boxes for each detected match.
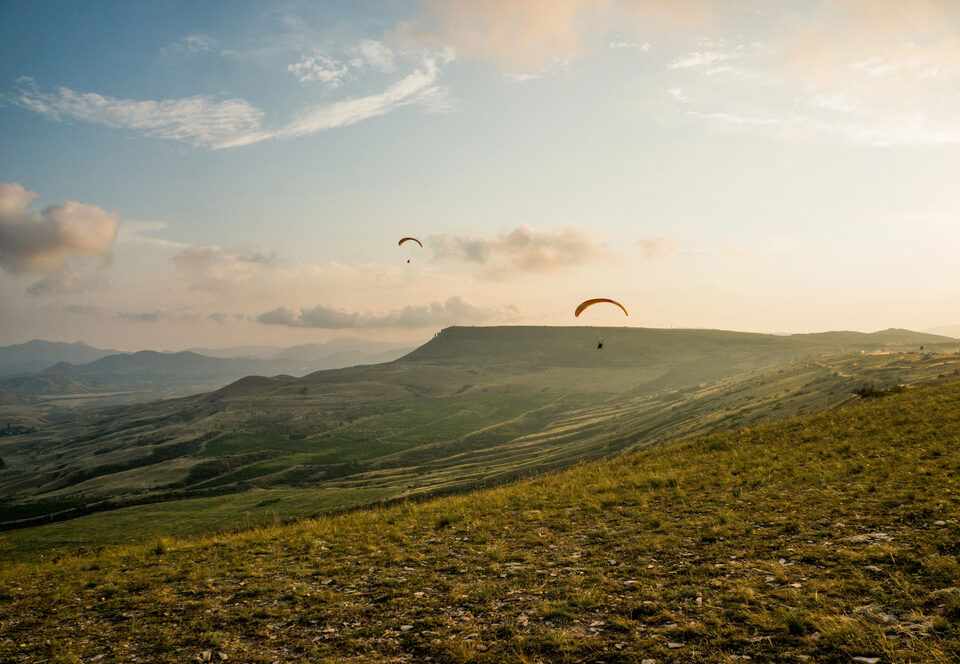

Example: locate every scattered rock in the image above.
[90,656,105,662]
[200,652,212,662]
[217,654,228,661]
[667,642,684,649]
[844,532,893,544]
[851,658,880,664]
[934,520,947,526]
[641,660,656,664]
[400,625,413,631]
[929,587,959,600]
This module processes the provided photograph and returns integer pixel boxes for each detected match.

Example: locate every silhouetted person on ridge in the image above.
[597,340,603,351]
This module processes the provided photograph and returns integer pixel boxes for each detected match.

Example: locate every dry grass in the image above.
[1,382,959,663]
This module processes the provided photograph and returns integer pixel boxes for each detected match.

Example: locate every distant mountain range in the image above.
[0,340,118,376]
[185,338,415,362]
[0,337,421,410]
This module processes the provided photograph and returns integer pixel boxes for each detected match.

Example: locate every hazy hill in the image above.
[186,338,420,365]
[2,380,958,662]
[0,374,100,397]
[274,337,420,361]
[0,340,117,376]
[44,349,279,379]
[402,325,952,368]
[182,344,282,359]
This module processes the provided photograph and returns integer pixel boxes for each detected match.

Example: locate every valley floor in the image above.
[2,383,959,663]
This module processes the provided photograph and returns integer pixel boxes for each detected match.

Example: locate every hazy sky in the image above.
[2,0,960,350]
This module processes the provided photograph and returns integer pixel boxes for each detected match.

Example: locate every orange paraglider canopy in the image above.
[398,237,423,248]
[574,298,628,318]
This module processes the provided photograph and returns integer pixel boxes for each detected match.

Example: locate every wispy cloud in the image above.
[637,236,676,260]
[608,40,651,52]
[431,225,614,278]
[0,183,121,295]
[257,296,518,329]
[288,53,349,87]
[503,56,573,82]
[664,3,960,147]
[398,0,601,72]
[350,40,396,72]
[278,52,451,139]
[637,235,801,260]
[12,78,265,149]
[160,33,218,57]
[172,244,263,291]
[12,51,451,149]
[65,304,235,325]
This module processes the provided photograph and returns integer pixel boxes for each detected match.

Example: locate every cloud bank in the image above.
[0,183,121,294]
[431,225,613,277]
[257,296,517,329]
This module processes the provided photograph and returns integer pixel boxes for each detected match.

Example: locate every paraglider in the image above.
[398,237,422,263]
[574,298,628,318]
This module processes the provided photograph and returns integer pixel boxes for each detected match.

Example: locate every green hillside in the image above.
[2,378,958,663]
[1,327,958,553]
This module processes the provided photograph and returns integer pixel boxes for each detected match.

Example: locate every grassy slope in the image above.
[2,382,958,663]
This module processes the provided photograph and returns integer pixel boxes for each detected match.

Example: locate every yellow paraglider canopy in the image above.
[574,298,628,318]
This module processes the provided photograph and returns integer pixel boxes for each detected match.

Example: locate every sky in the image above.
[2,0,960,350]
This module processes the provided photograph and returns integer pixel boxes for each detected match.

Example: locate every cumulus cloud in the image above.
[257,296,518,329]
[13,50,451,149]
[431,225,613,278]
[0,183,121,294]
[638,236,677,260]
